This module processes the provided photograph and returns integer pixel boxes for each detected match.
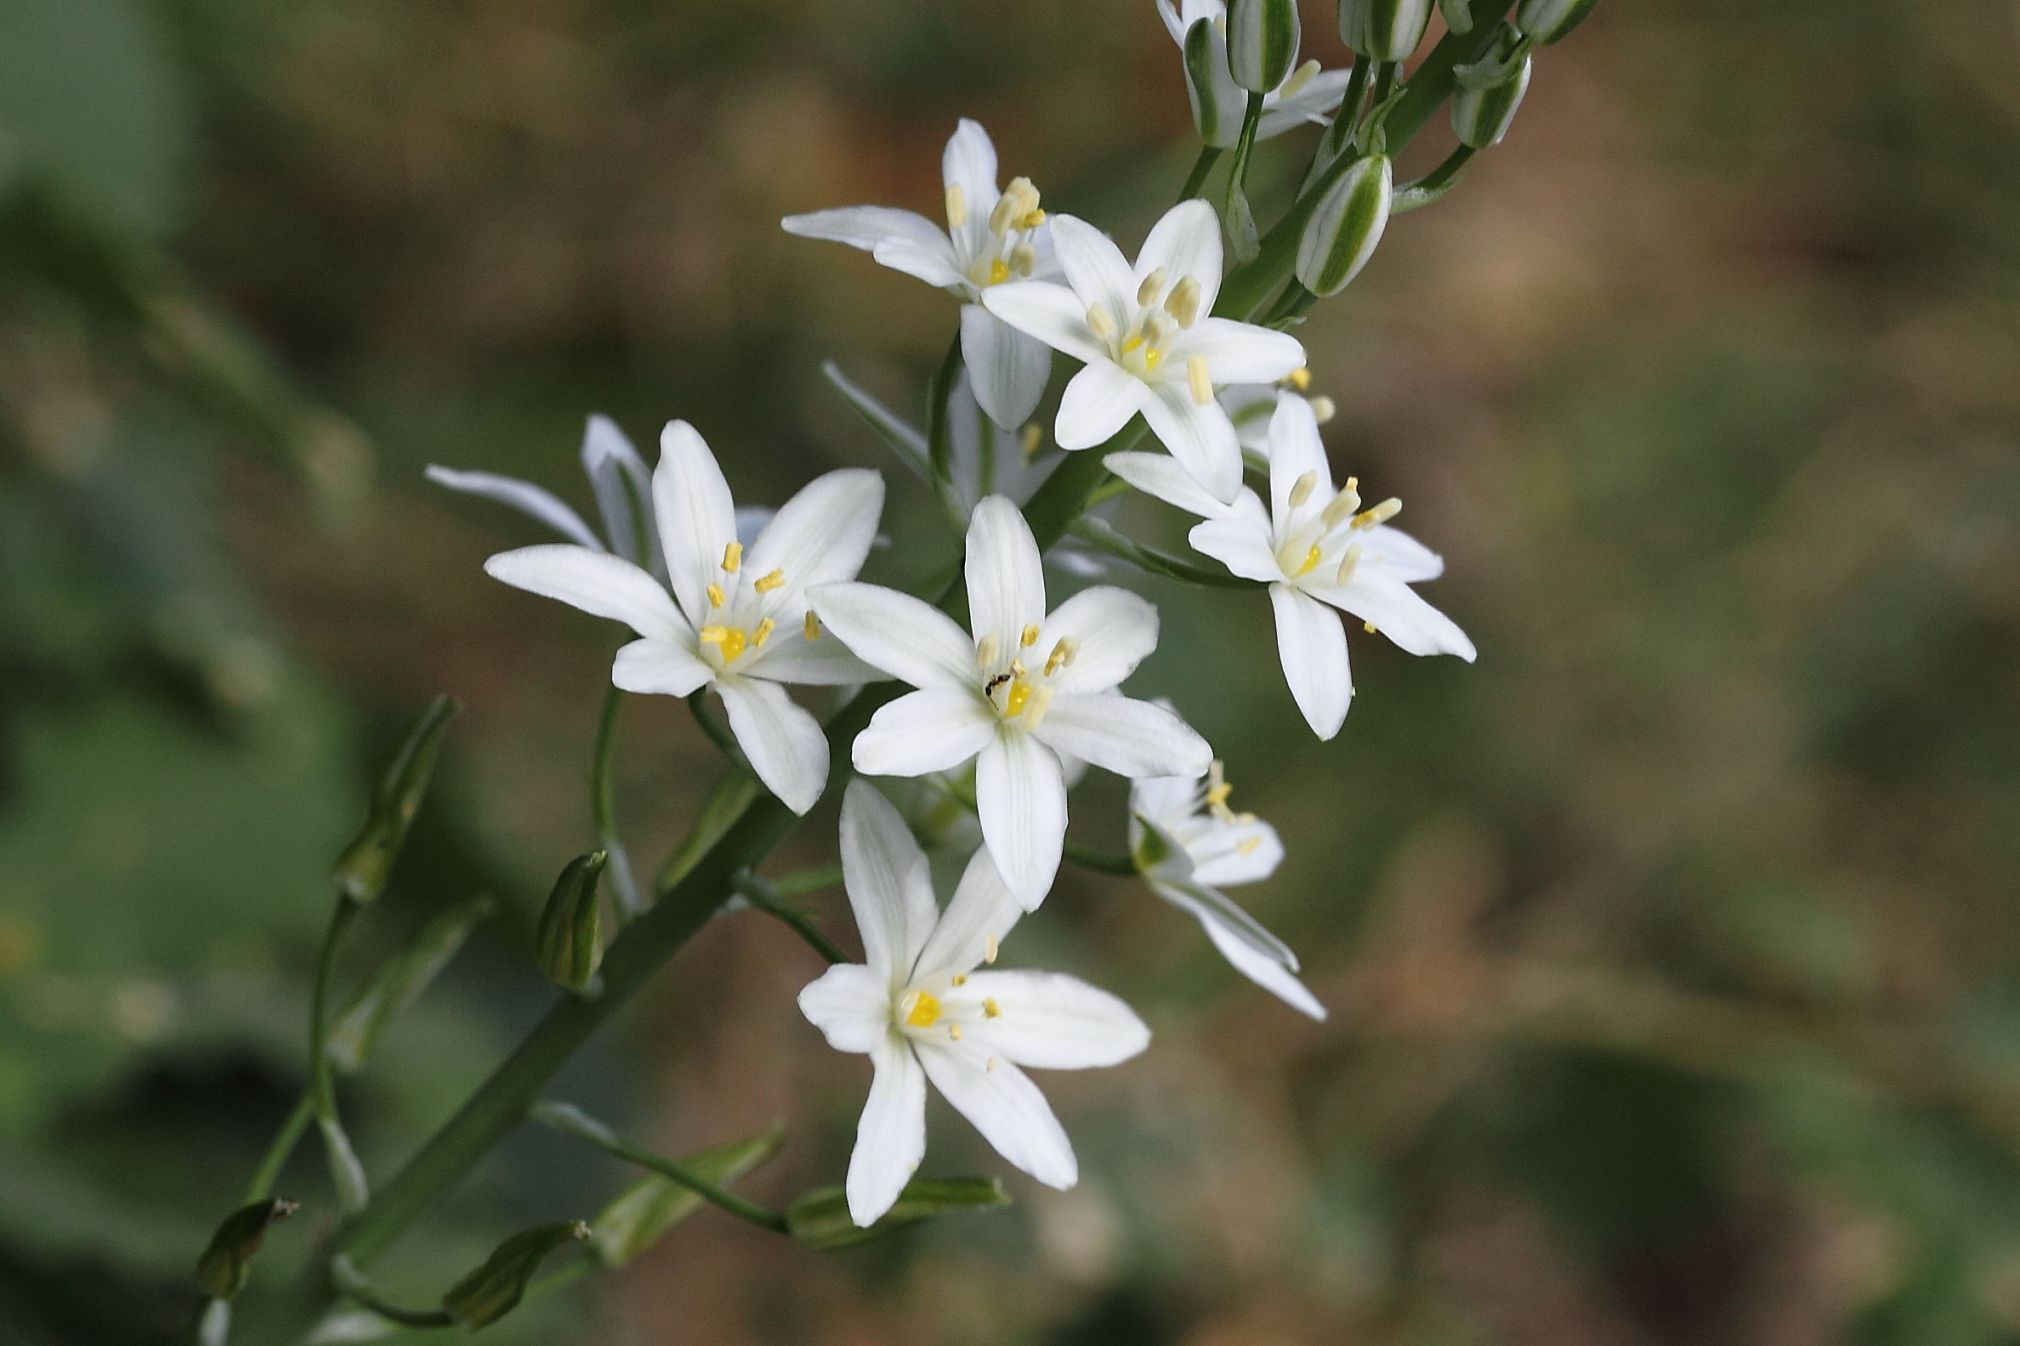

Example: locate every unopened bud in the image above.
[1451,39,1533,148]
[1337,0,1433,62]
[1516,0,1599,43]
[1182,18,1246,148]
[1229,0,1301,94]
[441,1221,591,1329]
[1296,154,1393,297]
[332,694,459,904]
[589,1126,787,1268]
[1438,0,1475,34]
[195,1198,299,1301]
[535,851,607,993]
[787,1177,1009,1249]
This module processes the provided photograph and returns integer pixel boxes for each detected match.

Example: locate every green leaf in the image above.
[787,1177,1010,1250]
[589,1126,787,1268]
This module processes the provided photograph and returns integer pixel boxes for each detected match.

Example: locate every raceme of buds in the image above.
[535,850,607,993]
[786,1177,1009,1251]
[441,1220,591,1329]
[1452,31,1533,148]
[332,693,459,904]
[1516,0,1599,43]
[195,1198,299,1301]
[589,1126,787,1268]
[1228,0,1301,94]
[1295,154,1394,297]
[1337,0,1433,62]
[1182,17,1246,147]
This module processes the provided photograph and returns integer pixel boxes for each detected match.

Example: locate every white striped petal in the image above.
[798,963,893,1053]
[953,971,1150,1069]
[1048,214,1139,325]
[653,420,739,627]
[1103,450,1231,520]
[975,731,1067,908]
[781,206,963,289]
[852,689,996,778]
[1030,693,1212,780]
[846,1037,928,1227]
[427,466,603,550]
[1140,381,1243,504]
[915,1041,1077,1190]
[1187,491,1280,581]
[1266,394,1333,521]
[1167,318,1306,384]
[746,628,882,687]
[983,281,1111,366]
[1033,586,1159,694]
[1197,907,1326,1019]
[582,415,658,566]
[912,847,1025,980]
[1308,570,1476,660]
[961,304,1052,432]
[1055,360,1144,451]
[716,676,829,816]
[483,545,688,640]
[1269,583,1351,739]
[942,119,999,262]
[744,468,884,608]
[810,581,979,692]
[611,638,713,697]
[837,780,938,983]
[1134,199,1224,317]
[965,496,1046,655]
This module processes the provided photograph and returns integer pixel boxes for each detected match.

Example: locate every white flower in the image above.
[810,496,1213,906]
[982,199,1305,504]
[1221,373,1335,456]
[782,120,1061,433]
[483,421,885,815]
[1106,393,1474,739]
[1130,765,1324,1020]
[799,782,1151,1227]
[1158,0,1355,146]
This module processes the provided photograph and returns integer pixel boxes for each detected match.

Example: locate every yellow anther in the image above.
[1023,685,1054,729]
[976,634,1000,669]
[986,1056,999,1072]
[1020,424,1043,461]
[700,625,748,661]
[984,933,999,965]
[1352,497,1402,529]
[1321,485,1363,527]
[721,541,742,573]
[1282,58,1321,98]
[1137,268,1166,307]
[902,989,942,1028]
[1010,243,1037,276]
[1205,781,1233,808]
[706,582,726,608]
[1142,347,1164,372]
[1020,623,1040,648]
[1335,541,1363,586]
[1004,679,1031,717]
[1238,835,1262,856]
[1309,395,1337,423]
[1009,658,1026,677]
[988,258,1010,286]
[1290,471,1318,508]
[753,568,785,593]
[1164,275,1202,328]
[1187,355,1212,407]
[983,997,1002,1019]
[951,973,968,987]
[803,609,819,640]
[1044,638,1075,675]
[1284,367,1312,390]
[945,184,967,231]
[1087,306,1116,341]
[948,1023,963,1040]
[1364,620,1378,634]
[752,617,776,648]
[1120,334,1144,355]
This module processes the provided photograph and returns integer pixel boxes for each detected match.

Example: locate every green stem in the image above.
[530,1102,792,1235]
[307,901,357,1121]
[767,864,845,899]
[590,685,644,921]
[1263,282,1318,327]
[328,1257,455,1329]
[1177,145,1223,200]
[241,1094,314,1204]
[924,334,968,533]
[1393,144,1476,214]
[1067,517,1256,590]
[734,872,847,965]
[1062,841,1140,877]
[687,693,749,772]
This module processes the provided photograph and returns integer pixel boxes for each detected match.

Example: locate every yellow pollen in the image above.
[752,617,776,647]
[1205,781,1233,808]
[1120,334,1144,355]
[803,610,820,640]
[1309,395,1337,423]
[706,582,726,608]
[1164,275,1202,328]
[1044,638,1075,675]
[700,625,748,661]
[1020,424,1043,460]
[1142,347,1164,373]
[902,989,942,1028]
[988,258,1011,286]
[951,973,967,987]
[1136,268,1166,307]
[753,568,785,593]
[1187,355,1212,406]
[1284,367,1312,390]
[976,634,1000,669]
[1004,679,1032,717]
[1009,658,1026,677]
[1321,485,1363,527]
[1296,544,1323,577]
[945,184,967,230]
[721,541,742,573]
[1364,620,1378,634]
[948,1023,963,1040]
[1335,542,1363,586]
[983,997,1002,1019]
[984,933,999,965]
[1238,835,1262,855]
[1020,623,1040,648]
[1087,306,1116,341]
[1282,58,1321,98]
[1290,471,1318,508]
[1352,497,1402,529]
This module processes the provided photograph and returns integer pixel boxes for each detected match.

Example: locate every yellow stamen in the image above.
[1335,542,1363,586]
[1164,275,1202,328]
[1020,424,1043,461]
[1238,836,1262,855]
[1364,620,1378,634]
[1352,497,1402,529]
[976,634,1000,669]
[948,1023,963,1040]
[1284,366,1312,391]
[699,625,748,661]
[1321,485,1363,527]
[1205,781,1233,808]
[753,568,785,593]
[951,973,967,987]
[1009,658,1026,677]
[1009,243,1037,276]
[984,933,999,965]
[1004,679,1031,717]
[1136,268,1166,307]
[1290,471,1318,508]
[706,582,726,608]
[752,617,775,648]
[721,541,742,573]
[1309,395,1337,423]
[1020,623,1040,648]
[902,989,942,1028]
[1087,306,1116,341]
[1044,638,1075,676]
[1142,347,1164,373]
[988,257,1010,286]
[983,997,1002,1019]
[1187,355,1212,406]
[1282,58,1320,98]
[803,609,819,640]
[944,184,967,231]
[1120,334,1144,355]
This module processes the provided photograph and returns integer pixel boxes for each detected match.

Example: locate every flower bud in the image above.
[441,1220,591,1329]
[787,1177,1009,1250]
[589,1126,787,1268]
[535,851,607,993]
[1451,41,1532,148]
[1516,0,1599,43]
[1228,0,1300,94]
[1337,0,1433,62]
[195,1197,299,1301]
[1295,154,1393,297]
[1182,17,1246,148]
[332,694,459,904]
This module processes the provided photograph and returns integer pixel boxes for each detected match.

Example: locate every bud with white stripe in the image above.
[1296,154,1393,297]
[1229,0,1301,94]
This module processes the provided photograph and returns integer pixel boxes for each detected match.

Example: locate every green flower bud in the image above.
[787,1177,1009,1251]
[1130,814,1181,875]
[441,1220,590,1329]
[332,694,459,904]
[534,851,607,993]
[1516,0,1598,43]
[195,1197,299,1301]
[1182,17,1245,148]
[1228,0,1300,94]
[1338,0,1433,62]
[589,1126,787,1268]
[1438,0,1475,35]
[326,893,494,1073]
[1451,37,1532,148]
[1296,154,1393,297]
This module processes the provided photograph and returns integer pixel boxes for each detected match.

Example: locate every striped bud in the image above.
[535,850,607,994]
[1295,154,1393,297]
[1337,0,1433,62]
[1516,0,1599,43]
[1451,45,1532,148]
[442,1221,591,1329]
[1182,18,1245,147]
[195,1198,299,1301]
[1229,0,1301,94]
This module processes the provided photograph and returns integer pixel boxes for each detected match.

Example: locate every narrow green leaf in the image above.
[589,1126,788,1267]
[325,893,494,1073]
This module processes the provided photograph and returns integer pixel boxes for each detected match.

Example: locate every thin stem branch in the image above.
[1067,516,1256,590]
[1393,144,1476,214]
[735,872,847,964]
[307,900,357,1121]
[328,1257,455,1329]
[1177,145,1223,200]
[767,865,845,899]
[687,693,749,772]
[924,334,969,534]
[241,1093,314,1204]
[530,1102,792,1235]
[591,685,644,921]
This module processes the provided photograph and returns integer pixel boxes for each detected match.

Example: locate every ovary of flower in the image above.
[798,783,1151,1228]
[982,200,1306,505]
[809,495,1214,907]
[1103,394,1476,740]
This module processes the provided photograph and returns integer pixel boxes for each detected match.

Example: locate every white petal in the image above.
[1047,214,1139,324]
[1189,816,1284,887]
[965,496,1047,653]
[798,963,893,1054]
[852,689,996,778]
[745,627,883,686]
[1357,523,1445,583]
[1270,583,1351,739]
[1261,67,1351,134]
[611,637,714,697]
[1266,394,1333,523]
[581,415,658,566]
[872,235,968,290]
[954,971,1150,1069]
[782,206,961,287]
[427,466,603,550]
[1310,570,1477,660]
[484,545,688,640]
[961,304,1052,431]
[846,1037,928,1227]
[1140,381,1243,504]
[983,281,1110,366]
[1055,360,1144,451]
[942,119,1000,261]
[1103,450,1231,519]
[837,779,939,982]
[744,468,884,606]
[1198,907,1327,1020]
[809,581,980,692]
[1151,876,1298,969]
[716,676,830,815]
[912,846,1026,979]
[1035,586,1160,694]
[653,421,739,627]
[1168,318,1306,385]
[1031,693,1213,779]
[1186,492,1281,581]
[1135,199,1224,316]
[915,1041,1077,1190]
[734,506,774,548]
[1128,773,1199,827]
[1221,383,1279,452]
[975,732,1067,908]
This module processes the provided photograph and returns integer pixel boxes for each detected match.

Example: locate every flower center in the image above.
[899,989,942,1028]
[975,629,1077,729]
[697,544,809,666]
[961,177,1045,290]
[1272,474,1404,590]
[1095,271,1208,393]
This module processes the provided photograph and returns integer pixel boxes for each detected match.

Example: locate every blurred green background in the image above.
[4,0,2019,1342]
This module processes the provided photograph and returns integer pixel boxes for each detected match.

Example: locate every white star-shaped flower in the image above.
[1107,393,1474,739]
[811,495,1212,906]
[782,120,1061,432]
[1158,0,1355,147]
[483,421,884,815]
[982,199,1306,504]
[799,782,1151,1228]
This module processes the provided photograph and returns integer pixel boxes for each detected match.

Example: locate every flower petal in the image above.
[912,846,1025,979]
[746,627,883,686]
[1055,359,1144,451]
[1186,491,1280,581]
[846,1037,928,1227]
[1189,816,1284,888]
[954,971,1150,1069]
[427,466,603,550]
[975,731,1067,908]
[1048,214,1139,324]
[798,963,893,1054]
[1135,199,1224,315]
[1140,381,1243,504]
[983,281,1110,366]
[652,420,739,627]
[1168,317,1306,384]
[965,496,1047,654]
[484,545,688,640]
[942,119,999,261]
[581,415,659,568]
[1031,693,1213,779]
[838,779,939,982]
[961,304,1052,431]
[1357,523,1445,583]
[1309,570,1476,660]
[782,206,962,288]
[716,676,829,815]
[1269,583,1351,739]
[852,689,996,778]
[1035,586,1160,694]
[915,1041,1077,1190]
[1266,394,1333,523]
[810,581,980,691]
[1193,899,1327,1019]
[1150,875,1298,968]
[612,637,714,697]
[745,468,885,607]
[1104,450,1231,519]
